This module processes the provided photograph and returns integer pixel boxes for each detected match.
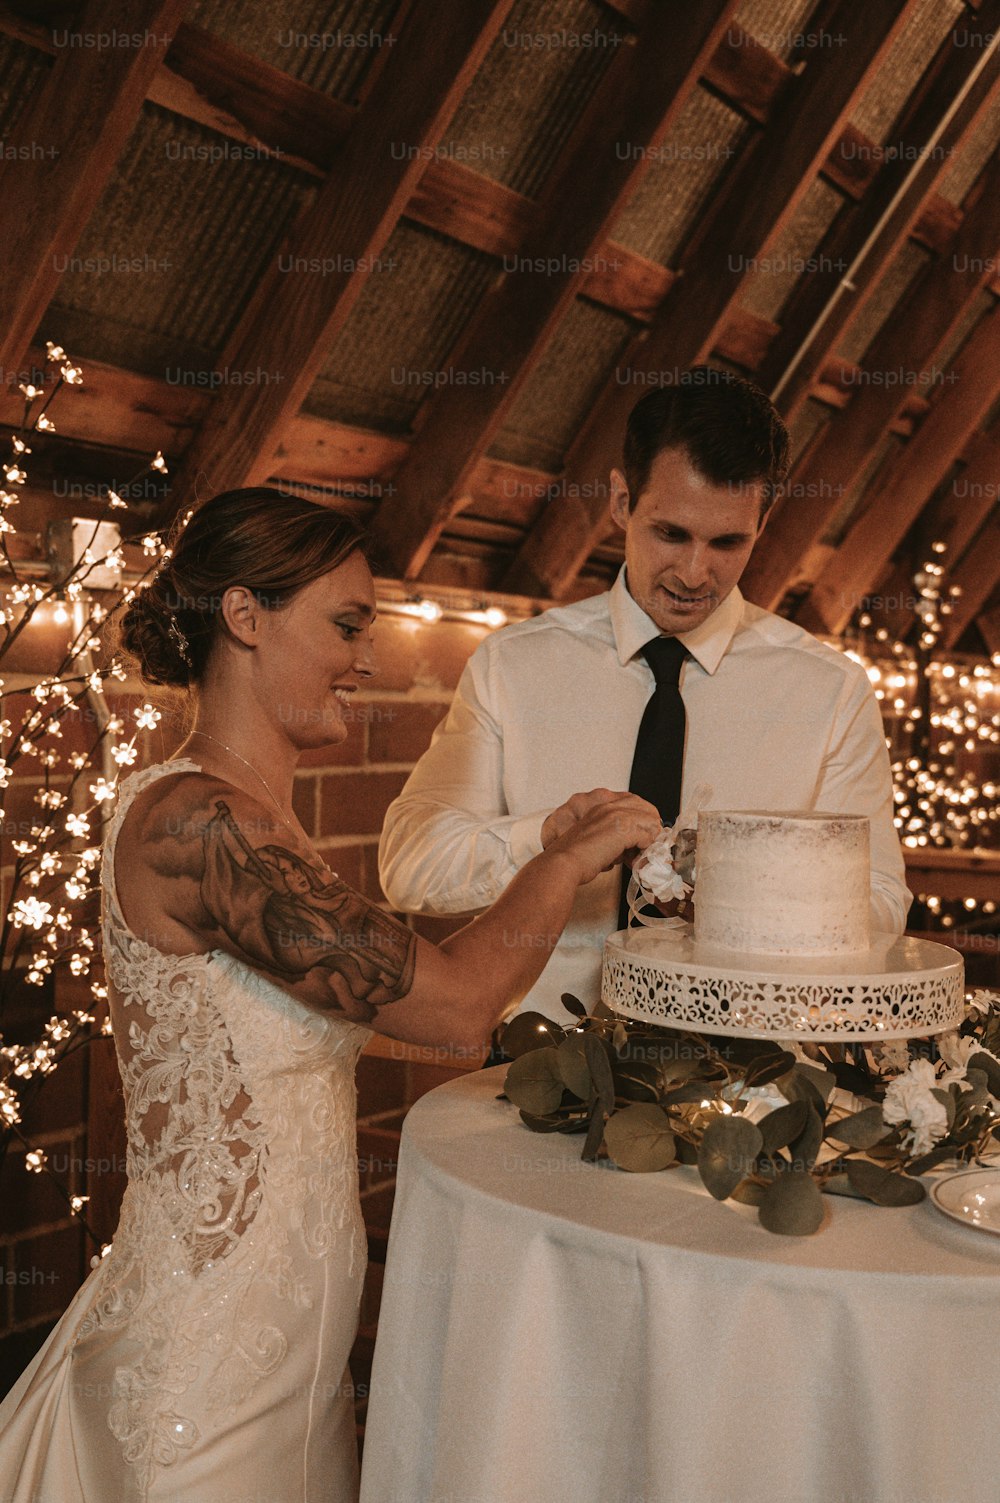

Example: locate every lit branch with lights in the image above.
[847,541,1000,938]
[0,343,174,1256]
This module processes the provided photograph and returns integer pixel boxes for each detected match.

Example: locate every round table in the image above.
[360,1069,1000,1503]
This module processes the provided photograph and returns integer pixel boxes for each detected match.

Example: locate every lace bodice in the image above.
[90,759,372,1488]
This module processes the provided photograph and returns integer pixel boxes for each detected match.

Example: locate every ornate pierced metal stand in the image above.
[603,925,964,1042]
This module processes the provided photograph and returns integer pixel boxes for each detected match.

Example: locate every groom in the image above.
[378,367,910,1024]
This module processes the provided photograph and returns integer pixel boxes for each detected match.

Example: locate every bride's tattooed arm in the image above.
[137,775,416,1025]
[199,799,415,1022]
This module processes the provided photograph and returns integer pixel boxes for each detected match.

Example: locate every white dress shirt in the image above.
[379,568,911,1022]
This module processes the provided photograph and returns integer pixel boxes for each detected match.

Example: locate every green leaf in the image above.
[518,1109,569,1132]
[742,1050,796,1089]
[778,1066,831,1114]
[930,1087,957,1131]
[582,1098,606,1163]
[504,1048,563,1116]
[794,1062,836,1104]
[907,1146,960,1175]
[675,1137,699,1165]
[757,1100,810,1156]
[660,1082,714,1107]
[825,1105,890,1151]
[788,1103,824,1172]
[604,1104,677,1173]
[730,1180,766,1207]
[560,992,588,1019]
[758,1171,825,1234]
[698,1116,763,1200]
[822,1173,868,1200]
[968,1051,1000,1097]
[556,1034,592,1101]
[584,1032,616,1115]
[846,1159,926,1207]
[503,1012,565,1059]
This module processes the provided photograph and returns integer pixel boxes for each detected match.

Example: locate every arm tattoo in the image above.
[201,801,415,1022]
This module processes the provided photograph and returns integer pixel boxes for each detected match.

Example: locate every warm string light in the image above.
[377,593,515,630]
[847,544,999,936]
[1,345,174,1247]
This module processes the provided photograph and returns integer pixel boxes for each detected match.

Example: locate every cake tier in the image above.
[602,926,964,1041]
[694,810,870,957]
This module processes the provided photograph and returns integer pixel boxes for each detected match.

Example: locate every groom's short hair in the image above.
[622,366,790,516]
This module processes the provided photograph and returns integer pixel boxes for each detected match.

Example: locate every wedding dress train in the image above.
[0,760,371,1501]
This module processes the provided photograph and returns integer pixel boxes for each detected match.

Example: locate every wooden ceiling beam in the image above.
[365,0,743,579]
[741,148,1000,611]
[755,0,1000,415]
[0,0,191,374]
[805,307,1000,634]
[163,0,516,512]
[501,0,917,601]
[939,509,1000,648]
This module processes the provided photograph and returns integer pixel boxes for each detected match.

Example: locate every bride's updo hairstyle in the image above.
[119,488,369,689]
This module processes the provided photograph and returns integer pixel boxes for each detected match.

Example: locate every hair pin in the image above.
[167,612,192,666]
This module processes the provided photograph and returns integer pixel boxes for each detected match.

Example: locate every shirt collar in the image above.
[608,565,744,676]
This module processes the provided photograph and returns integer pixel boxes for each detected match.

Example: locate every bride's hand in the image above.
[544,794,661,886]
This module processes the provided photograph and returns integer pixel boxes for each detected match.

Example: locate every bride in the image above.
[0,488,659,1502]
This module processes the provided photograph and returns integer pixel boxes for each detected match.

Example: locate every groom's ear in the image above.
[610,469,631,532]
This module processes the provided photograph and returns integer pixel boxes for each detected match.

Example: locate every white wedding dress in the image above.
[0,760,372,1501]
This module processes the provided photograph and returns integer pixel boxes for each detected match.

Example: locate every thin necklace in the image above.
[188,730,297,838]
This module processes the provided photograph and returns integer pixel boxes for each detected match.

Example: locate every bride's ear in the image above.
[219,586,264,648]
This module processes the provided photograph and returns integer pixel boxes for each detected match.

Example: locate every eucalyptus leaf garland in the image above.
[501,992,1000,1237]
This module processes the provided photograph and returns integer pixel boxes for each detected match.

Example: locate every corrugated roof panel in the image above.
[35,104,316,378]
[839,241,930,366]
[187,0,402,102]
[734,0,823,61]
[489,298,636,471]
[936,91,1000,206]
[441,0,623,199]
[850,0,964,146]
[738,178,844,322]
[608,86,750,266]
[305,221,498,431]
[0,36,50,138]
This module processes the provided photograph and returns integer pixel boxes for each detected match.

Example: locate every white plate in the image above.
[930,1170,1000,1236]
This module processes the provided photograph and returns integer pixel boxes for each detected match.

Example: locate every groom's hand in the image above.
[541,787,623,848]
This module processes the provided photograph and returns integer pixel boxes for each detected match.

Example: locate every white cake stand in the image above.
[602,924,965,1042]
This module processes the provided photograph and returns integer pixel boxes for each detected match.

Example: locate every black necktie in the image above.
[618,635,687,929]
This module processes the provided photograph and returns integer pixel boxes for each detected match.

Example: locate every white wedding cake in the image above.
[694,810,870,958]
[604,806,964,1039]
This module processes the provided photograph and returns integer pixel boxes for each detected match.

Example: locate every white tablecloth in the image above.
[360,1069,1000,1503]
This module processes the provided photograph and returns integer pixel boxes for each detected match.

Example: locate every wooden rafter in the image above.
[163,0,516,511]
[741,146,1000,611]
[805,307,1000,634]
[940,508,1000,648]
[502,0,917,601]
[365,0,743,579]
[755,0,1000,417]
[0,0,191,373]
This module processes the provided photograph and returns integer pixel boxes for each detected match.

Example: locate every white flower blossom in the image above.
[874,1039,911,1073]
[882,1058,950,1157]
